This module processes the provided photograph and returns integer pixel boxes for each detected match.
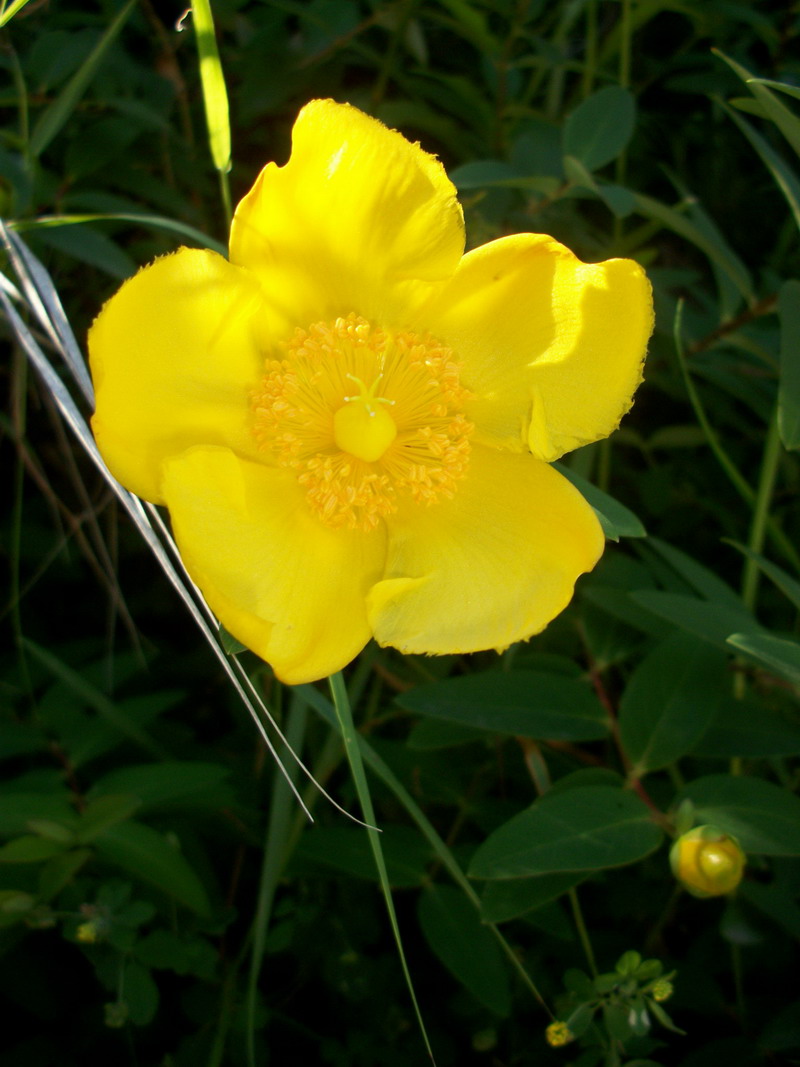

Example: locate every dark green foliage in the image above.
[2,1,800,1065]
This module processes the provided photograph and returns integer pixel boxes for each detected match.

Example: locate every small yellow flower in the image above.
[651,978,673,1002]
[76,921,98,943]
[670,826,746,897]
[546,1020,574,1047]
[88,100,653,684]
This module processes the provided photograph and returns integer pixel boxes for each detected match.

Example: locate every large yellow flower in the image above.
[88,100,653,685]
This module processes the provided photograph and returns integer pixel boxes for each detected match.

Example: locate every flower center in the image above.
[251,313,473,530]
[333,374,397,462]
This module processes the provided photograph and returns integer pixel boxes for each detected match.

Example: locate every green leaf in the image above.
[29,0,137,158]
[0,792,76,838]
[778,280,800,450]
[469,787,663,879]
[724,542,800,612]
[38,848,92,900]
[0,835,67,864]
[480,872,585,923]
[717,52,800,159]
[293,825,432,888]
[75,795,142,843]
[219,624,248,655]
[596,182,636,218]
[692,700,800,758]
[721,103,800,233]
[555,463,646,540]
[619,634,728,775]
[122,961,160,1027]
[727,632,800,686]
[418,885,510,1016]
[88,762,231,810]
[563,86,636,171]
[678,775,800,855]
[396,671,610,741]
[29,223,136,279]
[645,538,745,610]
[21,640,168,761]
[449,159,525,189]
[751,79,800,104]
[563,153,598,190]
[93,821,211,915]
[631,591,763,650]
[406,719,485,750]
[631,190,754,303]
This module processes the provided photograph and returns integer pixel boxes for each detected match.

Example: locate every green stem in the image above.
[741,410,782,613]
[245,696,307,1067]
[298,682,551,1014]
[328,672,436,1063]
[219,168,233,231]
[568,887,597,977]
[674,303,800,573]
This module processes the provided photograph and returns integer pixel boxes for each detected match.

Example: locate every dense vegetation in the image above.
[2,2,799,1064]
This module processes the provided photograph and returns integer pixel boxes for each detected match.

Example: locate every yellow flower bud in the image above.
[545,1021,574,1047]
[76,921,99,943]
[651,978,673,1002]
[670,826,745,898]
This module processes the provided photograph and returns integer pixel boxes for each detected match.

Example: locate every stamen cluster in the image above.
[252,314,473,530]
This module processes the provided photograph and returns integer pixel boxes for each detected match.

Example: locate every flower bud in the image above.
[545,1021,574,1047]
[651,978,673,1002]
[670,826,745,898]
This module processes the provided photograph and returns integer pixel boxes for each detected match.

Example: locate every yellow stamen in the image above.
[251,313,473,530]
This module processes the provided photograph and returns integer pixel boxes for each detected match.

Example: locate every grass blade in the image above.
[328,672,436,1063]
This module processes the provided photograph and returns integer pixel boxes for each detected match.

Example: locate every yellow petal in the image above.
[367,445,604,654]
[161,446,387,684]
[229,99,465,330]
[89,249,269,503]
[425,234,653,461]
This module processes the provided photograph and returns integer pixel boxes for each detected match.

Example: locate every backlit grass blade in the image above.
[190,0,233,223]
[299,681,550,1012]
[1,226,374,827]
[29,0,137,159]
[9,214,227,258]
[328,672,436,1063]
[0,0,35,28]
[2,223,93,403]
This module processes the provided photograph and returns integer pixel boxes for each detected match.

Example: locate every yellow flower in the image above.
[88,100,653,684]
[670,826,746,897]
[545,1020,574,1047]
[76,921,99,943]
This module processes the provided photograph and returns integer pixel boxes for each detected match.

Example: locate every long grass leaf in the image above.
[298,682,550,1011]
[328,672,436,1063]
[0,0,35,28]
[246,696,307,1067]
[29,0,137,159]
[9,214,227,258]
[721,102,800,231]
[716,51,800,160]
[190,0,232,175]
[631,191,755,304]
[2,223,93,403]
